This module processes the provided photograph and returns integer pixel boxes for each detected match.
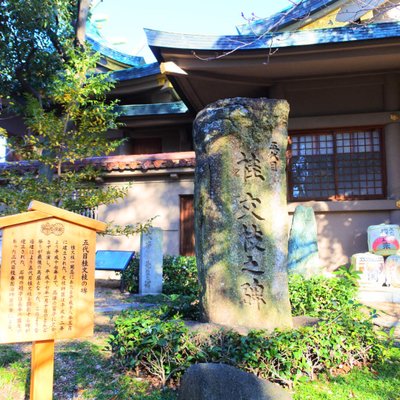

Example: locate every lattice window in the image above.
[288,127,385,201]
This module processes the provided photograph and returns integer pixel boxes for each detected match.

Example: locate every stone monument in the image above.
[287,205,321,278]
[193,97,292,330]
[139,227,163,294]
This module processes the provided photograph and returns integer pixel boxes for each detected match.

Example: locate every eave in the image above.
[145,22,400,112]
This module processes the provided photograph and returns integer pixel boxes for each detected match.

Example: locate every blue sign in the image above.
[95,250,135,272]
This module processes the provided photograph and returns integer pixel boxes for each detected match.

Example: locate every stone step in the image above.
[358,286,400,303]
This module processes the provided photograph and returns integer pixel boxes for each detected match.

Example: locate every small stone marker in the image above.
[0,200,106,400]
[385,254,400,286]
[139,227,163,294]
[194,97,292,330]
[351,252,385,285]
[288,205,321,278]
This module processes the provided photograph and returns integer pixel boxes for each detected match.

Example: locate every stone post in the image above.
[288,205,322,278]
[194,97,292,330]
[139,227,163,295]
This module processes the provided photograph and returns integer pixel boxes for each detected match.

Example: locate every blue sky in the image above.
[90,0,293,61]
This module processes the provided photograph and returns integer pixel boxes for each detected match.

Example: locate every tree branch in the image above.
[75,0,91,47]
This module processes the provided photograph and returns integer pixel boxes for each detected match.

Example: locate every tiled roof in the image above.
[236,0,338,35]
[0,152,196,174]
[117,101,188,117]
[145,21,400,52]
[87,36,146,68]
[110,62,161,81]
[84,152,195,172]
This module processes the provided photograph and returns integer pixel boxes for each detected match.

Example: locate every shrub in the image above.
[121,255,199,296]
[112,261,389,388]
[108,307,202,385]
[121,257,139,294]
[288,273,358,317]
[162,256,199,297]
[109,302,388,387]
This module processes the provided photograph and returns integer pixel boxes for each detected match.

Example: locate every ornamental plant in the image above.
[0,1,150,236]
[108,302,389,387]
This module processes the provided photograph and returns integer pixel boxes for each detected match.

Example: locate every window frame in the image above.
[287,126,387,202]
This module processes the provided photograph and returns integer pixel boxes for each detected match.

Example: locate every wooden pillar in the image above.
[30,340,55,400]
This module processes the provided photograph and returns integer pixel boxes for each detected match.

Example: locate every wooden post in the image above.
[30,339,55,400]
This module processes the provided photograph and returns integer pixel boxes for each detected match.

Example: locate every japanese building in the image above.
[3,0,400,271]
[94,0,400,271]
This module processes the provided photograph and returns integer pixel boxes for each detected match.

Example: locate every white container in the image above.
[367,224,400,256]
[385,254,400,286]
[351,252,385,285]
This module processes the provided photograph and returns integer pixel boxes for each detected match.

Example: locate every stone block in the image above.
[288,205,321,278]
[139,227,163,294]
[194,97,292,330]
[178,363,292,400]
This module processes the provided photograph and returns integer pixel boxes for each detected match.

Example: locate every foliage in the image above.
[333,263,362,287]
[293,346,400,400]
[122,255,199,297]
[0,338,177,400]
[162,294,201,321]
[121,256,140,293]
[109,299,390,387]
[0,46,127,215]
[288,273,358,317]
[108,307,202,386]
[0,0,77,102]
[0,1,151,236]
[0,345,23,367]
[0,346,30,399]
[162,256,199,297]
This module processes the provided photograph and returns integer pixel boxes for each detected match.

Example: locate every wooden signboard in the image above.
[0,200,107,399]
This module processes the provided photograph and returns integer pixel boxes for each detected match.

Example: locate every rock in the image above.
[287,205,321,278]
[178,363,292,400]
[193,97,292,330]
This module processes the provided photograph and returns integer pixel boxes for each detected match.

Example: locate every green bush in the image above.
[288,273,358,317]
[121,257,139,294]
[121,255,199,297]
[112,262,390,387]
[109,303,388,388]
[108,307,202,385]
[162,256,198,296]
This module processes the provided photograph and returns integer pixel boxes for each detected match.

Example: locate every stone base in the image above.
[358,286,400,303]
[178,363,292,400]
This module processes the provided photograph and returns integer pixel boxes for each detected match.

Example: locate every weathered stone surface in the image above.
[178,363,293,400]
[193,97,292,330]
[287,205,321,278]
[139,227,163,294]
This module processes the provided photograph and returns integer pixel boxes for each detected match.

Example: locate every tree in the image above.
[0,0,150,234]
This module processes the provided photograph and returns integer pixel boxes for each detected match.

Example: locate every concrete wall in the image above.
[96,174,194,255]
[288,200,400,269]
